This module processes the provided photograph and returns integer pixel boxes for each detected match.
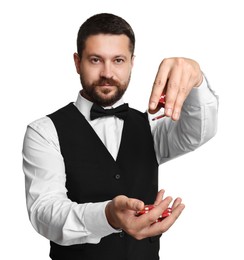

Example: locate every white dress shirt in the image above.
[22,76,218,245]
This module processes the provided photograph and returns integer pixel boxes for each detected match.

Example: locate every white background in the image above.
[1,0,243,259]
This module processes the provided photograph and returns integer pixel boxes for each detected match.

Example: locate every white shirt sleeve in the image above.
[149,76,218,165]
[22,117,118,246]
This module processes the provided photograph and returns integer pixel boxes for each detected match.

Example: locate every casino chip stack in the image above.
[135,205,172,223]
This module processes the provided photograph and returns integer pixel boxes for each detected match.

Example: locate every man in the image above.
[23,13,218,260]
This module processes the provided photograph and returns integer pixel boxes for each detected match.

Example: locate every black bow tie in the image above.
[90,103,129,120]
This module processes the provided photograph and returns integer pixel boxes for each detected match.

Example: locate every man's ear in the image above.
[73,53,81,74]
[131,55,135,68]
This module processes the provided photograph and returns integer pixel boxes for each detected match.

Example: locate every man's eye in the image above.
[114,59,124,64]
[91,58,100,64]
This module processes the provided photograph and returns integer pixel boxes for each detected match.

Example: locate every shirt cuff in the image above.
[84,201,120,244]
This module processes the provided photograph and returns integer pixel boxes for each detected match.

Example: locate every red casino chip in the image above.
[135,205,172,222]
[158,94,166,108]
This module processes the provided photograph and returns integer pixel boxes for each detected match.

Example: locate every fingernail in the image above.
[136,201,144,210]
[173,111,179,120]
[165,108,172,116]
[150,101,156,110]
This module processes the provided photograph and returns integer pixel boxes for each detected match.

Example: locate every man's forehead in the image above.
[83,34,131,54]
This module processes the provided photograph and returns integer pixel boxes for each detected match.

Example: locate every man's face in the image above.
[74,34,134,106]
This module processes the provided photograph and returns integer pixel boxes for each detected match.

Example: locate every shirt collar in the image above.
[74,91,125,121]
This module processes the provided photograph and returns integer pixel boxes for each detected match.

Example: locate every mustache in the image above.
[93,77,120,86]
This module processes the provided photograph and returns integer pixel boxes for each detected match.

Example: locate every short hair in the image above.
[77,13,135,57]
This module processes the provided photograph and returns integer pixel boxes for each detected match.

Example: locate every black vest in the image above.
[48,103,159,260]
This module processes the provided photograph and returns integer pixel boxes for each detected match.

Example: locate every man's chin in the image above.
[96,95,118,106]
[96,92,125,106]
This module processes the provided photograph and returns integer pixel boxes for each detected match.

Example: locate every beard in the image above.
[80,74,131,107]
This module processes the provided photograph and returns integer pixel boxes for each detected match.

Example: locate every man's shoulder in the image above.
[28,103,74,128]
[27,103,74,137]
[25,115,60,151]
[29,116,53,130]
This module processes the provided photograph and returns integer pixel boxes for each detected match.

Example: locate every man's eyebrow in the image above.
[112,55,128,61]
[114,55,127,58]
[87,54,102,58]
[87,54,128,60]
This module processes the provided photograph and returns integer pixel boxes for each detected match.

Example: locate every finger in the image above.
[163,202,185,228]
[148,202,185,235]
[140,196,173,226]
[135,197,177,237]
[132,199,184,239]
[113,195,144,212]
[171,72,191,121]
[125,198,145,211]
[154,189,165,206]
[163,67,183,118]
[149,60,170,111]
[171,197,183,210]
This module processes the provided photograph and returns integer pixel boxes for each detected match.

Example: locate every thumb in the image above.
[125,198,144,211]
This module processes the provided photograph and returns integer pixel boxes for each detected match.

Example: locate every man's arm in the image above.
[23,117,117,245]
[148,58,218,164]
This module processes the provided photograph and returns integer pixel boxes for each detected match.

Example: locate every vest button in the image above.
[114,174,121,180]
[119,231,125,238]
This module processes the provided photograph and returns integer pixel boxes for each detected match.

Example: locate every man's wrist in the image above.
[105,201,121,230]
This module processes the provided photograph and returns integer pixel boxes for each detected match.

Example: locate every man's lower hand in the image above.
[105,190,185,240]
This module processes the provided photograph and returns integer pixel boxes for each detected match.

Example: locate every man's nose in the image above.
[100,62,113,78]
